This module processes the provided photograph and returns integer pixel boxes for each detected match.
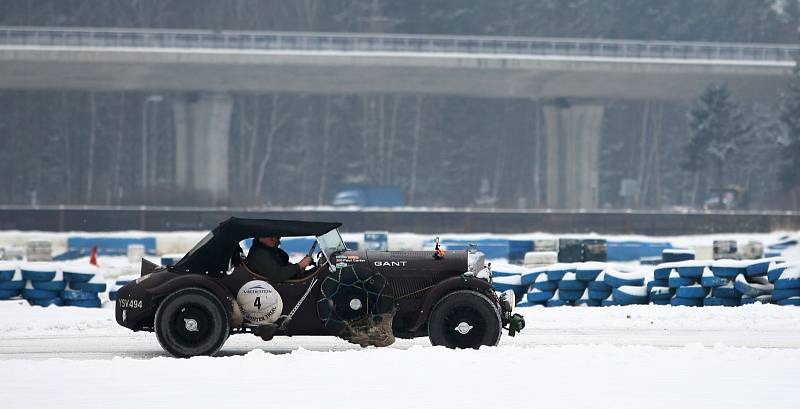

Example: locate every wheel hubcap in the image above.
[454,322,473,335]
[184,318,199,332]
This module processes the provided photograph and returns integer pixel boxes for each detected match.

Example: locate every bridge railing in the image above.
[1,26,798,62]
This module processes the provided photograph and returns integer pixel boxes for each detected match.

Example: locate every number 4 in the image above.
[254,296,261,309]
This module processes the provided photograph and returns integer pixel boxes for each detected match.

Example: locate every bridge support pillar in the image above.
[542,101,604,209]
[173,93,233,204]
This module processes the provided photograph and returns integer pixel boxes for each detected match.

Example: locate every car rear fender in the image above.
[408,275,495,333]
[148,275,242,328]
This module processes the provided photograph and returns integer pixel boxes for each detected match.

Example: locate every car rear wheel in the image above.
[155,287,229,358]
[427,290,502,349]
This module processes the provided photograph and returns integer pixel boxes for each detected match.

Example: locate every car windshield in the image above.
[182,231,214,259]
[317,228,347,258]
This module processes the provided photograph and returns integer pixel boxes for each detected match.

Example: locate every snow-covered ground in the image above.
[2,229,800,408]
[1,300,800,409]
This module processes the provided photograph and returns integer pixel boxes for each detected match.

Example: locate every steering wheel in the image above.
[315,250,328,269]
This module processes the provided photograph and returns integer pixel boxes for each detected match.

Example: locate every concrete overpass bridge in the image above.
[1,26,797,208]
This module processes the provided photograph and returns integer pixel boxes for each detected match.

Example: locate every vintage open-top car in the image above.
[115,217,524,357]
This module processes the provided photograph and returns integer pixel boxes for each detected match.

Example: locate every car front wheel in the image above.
[155,287,230,358]
[427,290,502,349]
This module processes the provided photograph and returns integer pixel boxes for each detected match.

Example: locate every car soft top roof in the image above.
[172,217,342,275]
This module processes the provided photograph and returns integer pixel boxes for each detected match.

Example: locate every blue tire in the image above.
[588,289,612,300]
[588,280,612,292]
[734,278,773,297]
[774,279,800,290]
[576,270,602,282]
[671,297,703,307]
[648,279,668,289]
[745,261,771,277]
[521,272,541,286]
[612,288,649,305]
[773,288,800,301]
[711,286,740,299]
[577,299,602,307]
[703,297,740,307]
[676,285,709,299]
[546,299,570,307]
[0,280,24,290]
[527,290,555,303]
[653,267,672,281]
[65,298,102,308]
[558,289,584,301]
[63,272,94,283]
[559,280,586,291]
[777,297,800,306]
[71,281,107,293]
[547,270,567,281]
[0,289,19,299]
[741,295,773,305]
[0,270,15,281]
[533,280,558,291]
[768,266,787,282]
[701,275,729,288]
[31,280,66,291]
[601,299,620,307]
[61,289,100,301]
[28,297,63,307]
[676,266,704,279]
[604,274,644,288]
[21,270,56,282]
[649,287,673,301]
[22,288,60,299]
[712,266,746,278]
[668,276,696,288]
[651,299,671,305]
[109,290,118,301]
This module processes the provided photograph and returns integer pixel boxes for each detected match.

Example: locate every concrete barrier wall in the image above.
[0,207,797,235]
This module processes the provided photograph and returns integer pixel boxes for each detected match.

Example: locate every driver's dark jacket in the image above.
[244,243,301,282]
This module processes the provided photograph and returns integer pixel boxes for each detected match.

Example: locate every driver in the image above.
[245,235,313,282]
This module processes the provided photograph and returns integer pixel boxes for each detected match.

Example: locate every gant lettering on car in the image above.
[374,261,407,267]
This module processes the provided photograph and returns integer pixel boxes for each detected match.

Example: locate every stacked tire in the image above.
[20,262,64,307]
[62,265,105,308]
[0,262,24,300]
[769,263,800,306]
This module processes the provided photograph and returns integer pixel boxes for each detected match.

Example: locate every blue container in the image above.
[671,297,703,307]
[527,290,555,303]
[67,236,156,256]
[612,287,649,305]
[28,297,63,307]
[676,285,709,299]
[607,241,673,262]
[662,249,695,263]
[703,297,741,307]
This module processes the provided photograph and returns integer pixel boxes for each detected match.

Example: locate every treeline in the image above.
[1,0,798,43]
[0,1,798,209]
